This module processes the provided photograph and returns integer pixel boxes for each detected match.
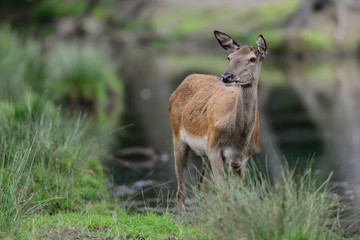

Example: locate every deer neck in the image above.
[232,81,258,141]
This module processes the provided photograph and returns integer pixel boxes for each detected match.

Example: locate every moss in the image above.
[16,203,205,240]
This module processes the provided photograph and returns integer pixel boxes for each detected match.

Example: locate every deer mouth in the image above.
[222,79,252,86]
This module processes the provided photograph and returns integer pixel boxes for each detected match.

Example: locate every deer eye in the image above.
[249,57,257,63]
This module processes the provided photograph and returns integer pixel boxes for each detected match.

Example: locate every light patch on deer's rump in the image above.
[180,129,207,156]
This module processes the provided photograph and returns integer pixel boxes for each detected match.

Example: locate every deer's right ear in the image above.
[214,30,240,52]
[256,34,268,59]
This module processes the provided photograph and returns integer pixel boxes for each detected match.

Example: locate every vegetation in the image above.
[15,203,203,240]
[0,25,124,133]
[188,163,345,240]
[0,0,85,23]
[0,24,121,237]
[45,42,124,133]
[0,100,107,235]
[0,0,359,239]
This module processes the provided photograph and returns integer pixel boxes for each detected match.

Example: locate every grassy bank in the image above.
[0,95,352,239]
[0,101,108,236]
[0,24,121,237]
[187,163,350,240]
[4,154,352,239]
[15,203,203,240]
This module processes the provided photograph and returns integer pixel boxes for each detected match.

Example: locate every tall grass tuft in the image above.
[0,124,37,233]
[0,25,124,134]
[45,42,124,133]
[0,25,43,102]
[0,100,108,235]
[189,162,341,240]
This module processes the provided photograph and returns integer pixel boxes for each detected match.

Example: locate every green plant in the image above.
[298,29,334,51]
[45,42,124,133]
[0,125,37,234]
[0,0,85,23]
[0,25,43,102]
[189,162,342,240]
[16,203,205,240]
[0,99,108,236]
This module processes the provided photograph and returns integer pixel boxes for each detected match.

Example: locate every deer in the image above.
[168,30,268,216]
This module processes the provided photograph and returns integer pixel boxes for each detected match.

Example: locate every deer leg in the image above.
[230,162,243,178]
[229,160,248,180]
[198,157,212,190]
[207,148,225,185]
[173,137,190,218]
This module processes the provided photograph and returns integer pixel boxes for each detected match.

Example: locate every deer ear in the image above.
[256,34,268,59]
[214,30,240,52]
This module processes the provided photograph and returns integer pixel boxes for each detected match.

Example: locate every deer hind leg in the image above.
[198,157,212,191]
[173,137,190,217]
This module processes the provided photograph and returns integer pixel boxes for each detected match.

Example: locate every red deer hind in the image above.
[168,31,268,216]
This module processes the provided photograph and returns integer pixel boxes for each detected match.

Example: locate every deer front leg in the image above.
[207,148,225,185]
[173,137,190,218]
[229,161,247,179]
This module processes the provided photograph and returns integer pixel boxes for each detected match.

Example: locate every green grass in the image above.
[14,203,204,240]
[188,162,344,240]
[0,100,108,236]
[0,24,124,238]
[0,25,124,134]
[45,41,124,133]
[0,25,43,102]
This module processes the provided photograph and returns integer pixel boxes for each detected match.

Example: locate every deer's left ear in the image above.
[256,34,268,59]
[214,30,240,52]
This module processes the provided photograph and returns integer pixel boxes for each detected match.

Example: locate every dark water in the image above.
[108,49,360,213]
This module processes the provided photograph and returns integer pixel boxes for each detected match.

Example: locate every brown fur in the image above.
[169,73,259,155]
[169,31,267,217]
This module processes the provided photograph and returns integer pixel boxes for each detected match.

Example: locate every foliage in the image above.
[151,0,299,42]
[297,29,335,52]
[0,0,85,23]
[0,25,43,102]
[188,162,343,240]
[0,99,108,236]
[0,23,124,238]
[45,42,124,133]
[0,25,124,133]
[15,203,204,240]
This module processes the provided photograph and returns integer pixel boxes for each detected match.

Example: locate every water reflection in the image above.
[112,49,360,210]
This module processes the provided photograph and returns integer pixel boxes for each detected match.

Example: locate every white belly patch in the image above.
[180,129,207,156]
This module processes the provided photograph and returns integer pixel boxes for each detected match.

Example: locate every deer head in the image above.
[214,31,268,86]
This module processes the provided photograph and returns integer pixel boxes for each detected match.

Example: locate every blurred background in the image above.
[1,0,360,212]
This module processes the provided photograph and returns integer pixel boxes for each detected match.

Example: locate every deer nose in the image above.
[221,72,234,83]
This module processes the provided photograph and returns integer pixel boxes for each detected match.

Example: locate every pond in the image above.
[108,47,360,213]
